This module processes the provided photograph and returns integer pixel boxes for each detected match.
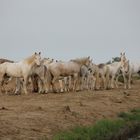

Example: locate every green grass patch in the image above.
[118,109,140,122]
[53,120,126,140]
[52,109,140,140]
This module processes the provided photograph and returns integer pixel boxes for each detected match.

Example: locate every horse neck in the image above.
[120,55,126,62]
[113,62,122,73]
[116,61,122,69]
[24,55,36,68]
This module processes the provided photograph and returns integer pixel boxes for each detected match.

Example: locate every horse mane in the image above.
[0,58,14,64]
[70,57,89,65]
[24,54,36,65]
[98,63,105,68]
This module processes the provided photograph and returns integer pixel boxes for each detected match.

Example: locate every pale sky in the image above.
[0,0,140,63]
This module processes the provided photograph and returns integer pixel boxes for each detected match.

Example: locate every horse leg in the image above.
[64,77,68,92]
[73,74,78,91]
[93,76,96,90]
[80,76,84,91]
[52,76,59,92]
[68,76,72,92]
[105,69,110,89]
[42,78,49,93]
[85,76,89,90]
[115,75,119,88]
[95,71,100,90]
[31,75,38,92]
[122,73,127,89]
[85,77,87,90]
[38,78,44,93]
[23,76,29,95]
[59,79,64,93]
[87,74,92,90]
[102,75,107,89]
[0,74,5,93]
[91,76,96,90]
[111,75,115,89]
[15,78,23,95]
[128,72,132,89]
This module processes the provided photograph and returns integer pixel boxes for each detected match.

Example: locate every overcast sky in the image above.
[0,0,140,63]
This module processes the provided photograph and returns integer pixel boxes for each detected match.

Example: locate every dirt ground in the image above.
[0,80,140,140]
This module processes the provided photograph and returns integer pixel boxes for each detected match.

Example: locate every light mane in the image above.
[24,54,36,65]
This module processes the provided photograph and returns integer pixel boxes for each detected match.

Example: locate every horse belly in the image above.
[62,65,80,76]
[6,67,22,77]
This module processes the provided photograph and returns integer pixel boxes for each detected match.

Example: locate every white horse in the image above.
[98,63,110,89]
[29,57,65,94]
[0,52,41,94]
[106,62,123,88]
[120,59,140,89]
[97,53,127,89]
[47,57,91,92]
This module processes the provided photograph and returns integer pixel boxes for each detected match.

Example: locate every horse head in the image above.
[120,52,127,63]
[120,60,129,74]
[34,52,41,66]
[85,56,92,67]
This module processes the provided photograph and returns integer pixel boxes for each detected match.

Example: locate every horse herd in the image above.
[0,52,139,95]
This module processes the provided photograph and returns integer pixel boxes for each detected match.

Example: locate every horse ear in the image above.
[120,52,122,56]
[39,52,41,55]
[35,52,37,55]
[123,52,125,55]
[88,56,90,59]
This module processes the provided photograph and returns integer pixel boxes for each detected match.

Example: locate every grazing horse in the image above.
[48,57,91,91]
[0,52,41,94]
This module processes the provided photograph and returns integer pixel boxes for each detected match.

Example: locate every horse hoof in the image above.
[14,92,21,95]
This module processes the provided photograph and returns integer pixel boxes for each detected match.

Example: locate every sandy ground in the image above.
[0,80,140,140]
